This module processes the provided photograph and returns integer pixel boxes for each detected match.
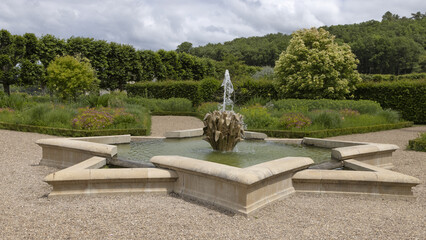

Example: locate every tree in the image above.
[0,30,26,95]
[176,41,193,53]
[46,55,99,100]
[105,42,138,90]
[274,28,361,99]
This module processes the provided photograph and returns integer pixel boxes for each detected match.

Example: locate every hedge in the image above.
[0,122,147,137]
[234,79,279,104]
[126,81,200,104]
[361,73,426,82]
[407,133,426,152]
[126,78,280,106]
[249,121,413,138]
[355,80,426,123]
[270,98,382,114]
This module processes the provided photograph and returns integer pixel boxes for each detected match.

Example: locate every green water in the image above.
[116,137,331,168]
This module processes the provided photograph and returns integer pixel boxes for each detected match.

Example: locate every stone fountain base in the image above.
[37,132,420,216]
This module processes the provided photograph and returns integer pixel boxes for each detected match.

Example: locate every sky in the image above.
[0,0,424,51]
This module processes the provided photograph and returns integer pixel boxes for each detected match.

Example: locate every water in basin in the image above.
[116,137,331,168]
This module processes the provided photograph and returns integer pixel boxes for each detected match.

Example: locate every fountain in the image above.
[202,70,244,151]
[35,72,420,216]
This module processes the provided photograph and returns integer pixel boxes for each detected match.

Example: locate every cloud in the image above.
[0,0,424,50]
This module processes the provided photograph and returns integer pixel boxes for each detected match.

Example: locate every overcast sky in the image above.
[1,0,424,50]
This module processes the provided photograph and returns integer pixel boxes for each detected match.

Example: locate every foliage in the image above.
[72,107,115,130]
[126,81,200,105]
[251,122,413,138]
[377,109,400,123]
[198,77,221,102]
[355,80,426,123]
[239,104,275,129]
[361,73,426,82]
[308,110,343,129]
[278,113,311,129]
[0,92,30,110]
[339,109,360,117]
[252,66,274,80]
[46,55,99,100]
[274,28,361,99]
[71,107,137,130]
[408,133,426,152]
[188,11,425,75]
[234,78,279,104]
[196,102,220,116]
[271,99,382,115]
[125,97,193,112]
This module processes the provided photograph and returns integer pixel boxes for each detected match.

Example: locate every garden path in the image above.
[150,115,204,136]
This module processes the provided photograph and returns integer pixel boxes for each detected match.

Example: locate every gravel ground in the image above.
[0,117,425,239]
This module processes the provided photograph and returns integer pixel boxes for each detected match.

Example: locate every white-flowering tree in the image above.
[274,28,361,99]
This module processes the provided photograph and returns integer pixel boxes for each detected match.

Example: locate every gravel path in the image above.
[0,117,425,239]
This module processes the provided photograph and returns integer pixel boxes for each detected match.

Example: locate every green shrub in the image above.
[377,109,400,124]
[355,80,426,123]
[43,106,75,128]
[408,133,426,152]
[278,113,311,129]
[46,55,99,100]
[239,104,275,129]
[197,102,220,116]
[0,93,29,110]
[243,96,271,107]
[234,78,279,104]
[126,97,193,112]
[271,99,382,114]
[198,77,221,102]
[309,110,342,129]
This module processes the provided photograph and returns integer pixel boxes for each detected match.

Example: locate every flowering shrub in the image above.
[278,113,312,129]
[72,107,114,130]
[72,107,136,130]
[339,108,360,117]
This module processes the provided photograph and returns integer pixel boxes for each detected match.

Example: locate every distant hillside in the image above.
[179,11,426,75]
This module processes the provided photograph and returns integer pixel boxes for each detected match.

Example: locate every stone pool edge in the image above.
[37,131,420,216]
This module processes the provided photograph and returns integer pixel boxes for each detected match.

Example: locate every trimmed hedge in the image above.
[127,81,200,104]
[361,73,426,82]
[126,78,280,106]
[408,133,426,152]
[249,121,413,138]
[355,80,426,123]
[0,122,147,137]
[234,79,279,104]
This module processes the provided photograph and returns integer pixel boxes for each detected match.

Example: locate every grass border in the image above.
[0,122,147,137]
[249,122,414,138]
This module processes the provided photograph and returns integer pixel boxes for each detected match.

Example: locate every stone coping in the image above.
[151,156,314,186]
[36,138,118,157]
[293,159,420,196]
[44,156,178,196]
[165,128,204,138]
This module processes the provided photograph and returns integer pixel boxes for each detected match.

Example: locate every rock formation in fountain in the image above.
[203,70,244,151]
[203,110,244,151]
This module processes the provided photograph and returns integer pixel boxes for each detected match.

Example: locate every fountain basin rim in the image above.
[151,155,314,186]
